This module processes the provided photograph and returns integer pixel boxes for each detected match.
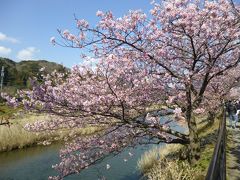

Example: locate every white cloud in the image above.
[17,47,40,60]
[0,46,12,55]
[0,32,19,43]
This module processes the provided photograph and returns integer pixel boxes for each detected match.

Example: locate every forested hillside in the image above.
[0,57,67,94]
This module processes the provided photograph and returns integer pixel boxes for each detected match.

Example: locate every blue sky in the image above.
[0,0,152,68]
[0,0,239,68]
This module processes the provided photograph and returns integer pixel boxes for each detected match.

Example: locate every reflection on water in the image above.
[0,142,152,180]
[0,143,61,180]
[0,115,186,180]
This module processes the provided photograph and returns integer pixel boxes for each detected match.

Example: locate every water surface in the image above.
[0,115,186,180]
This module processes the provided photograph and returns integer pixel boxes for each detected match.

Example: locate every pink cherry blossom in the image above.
[3,0,240,179]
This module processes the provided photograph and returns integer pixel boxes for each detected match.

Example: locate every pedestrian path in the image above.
[226,124,240,180]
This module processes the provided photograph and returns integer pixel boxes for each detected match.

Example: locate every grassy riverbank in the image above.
[0,113,101,152]
[138,114,220,180]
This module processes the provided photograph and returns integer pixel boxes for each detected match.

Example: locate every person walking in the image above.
[227,100,237,128]
[235,100,240,128]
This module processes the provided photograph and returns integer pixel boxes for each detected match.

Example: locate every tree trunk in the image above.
[187,115,201,164]
[186,86,201,164]
[207,111,216,125]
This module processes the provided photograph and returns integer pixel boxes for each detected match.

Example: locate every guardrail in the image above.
[205,107,226,180]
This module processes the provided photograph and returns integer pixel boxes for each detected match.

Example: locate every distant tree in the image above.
[200,65,240,124]
[3,0,240,179]
[22,76,28,87]
[3,67,18,86]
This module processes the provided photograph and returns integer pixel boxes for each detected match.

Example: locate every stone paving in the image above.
[226,122,240,180]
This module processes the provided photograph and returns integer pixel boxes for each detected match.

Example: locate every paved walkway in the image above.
[226,122,240,180]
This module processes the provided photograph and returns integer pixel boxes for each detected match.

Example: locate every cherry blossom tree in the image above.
[230,0,240,18]
[199,65,240,124]
[2,0,240,179]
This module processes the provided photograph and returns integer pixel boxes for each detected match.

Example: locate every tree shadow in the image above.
[228,144,240,169]
[226,128,240,180]
[200,128,218,148]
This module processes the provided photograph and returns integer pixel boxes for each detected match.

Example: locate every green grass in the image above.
[0,103,20,118]
[193,115,220,175]
[138,113,220,179]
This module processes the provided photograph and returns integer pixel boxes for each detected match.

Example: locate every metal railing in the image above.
[205,107,226,180]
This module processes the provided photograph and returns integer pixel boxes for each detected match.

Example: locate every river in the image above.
[0,115,186,180]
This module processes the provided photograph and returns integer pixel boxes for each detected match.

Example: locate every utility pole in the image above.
[0,66,4,91]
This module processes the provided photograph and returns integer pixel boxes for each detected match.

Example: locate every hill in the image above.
[0,57,68,95]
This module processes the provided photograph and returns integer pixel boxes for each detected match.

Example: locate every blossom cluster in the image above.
[3,0,240,179]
